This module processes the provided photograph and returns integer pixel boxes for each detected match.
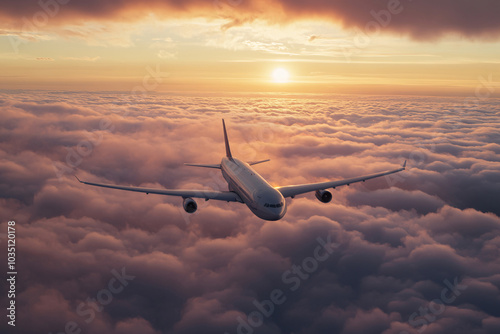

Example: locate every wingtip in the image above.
[402,160,407,169]
[74,175,82,183]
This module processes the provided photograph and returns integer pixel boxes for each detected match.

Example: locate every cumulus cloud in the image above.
[1,0,500,40]
[0,90,499,334]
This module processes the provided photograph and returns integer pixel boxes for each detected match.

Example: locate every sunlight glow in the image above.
[271,68,290,83]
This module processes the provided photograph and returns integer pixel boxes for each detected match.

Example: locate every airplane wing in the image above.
[276,161,406,198]
[75,176,243,202]
[184,163,221,169]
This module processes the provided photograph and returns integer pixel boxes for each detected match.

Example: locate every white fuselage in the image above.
[221,157,286,221]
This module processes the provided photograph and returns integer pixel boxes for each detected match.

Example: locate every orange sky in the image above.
[1,1,499,96]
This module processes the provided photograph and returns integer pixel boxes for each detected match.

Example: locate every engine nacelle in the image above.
[183,197,197,213]
[315,190,332,203]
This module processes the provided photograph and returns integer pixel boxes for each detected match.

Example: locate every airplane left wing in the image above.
[276,161,406,198]
[75,176,242,202]
[184,163,221,169]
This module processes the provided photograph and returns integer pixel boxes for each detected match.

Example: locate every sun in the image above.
[271,67,290,83]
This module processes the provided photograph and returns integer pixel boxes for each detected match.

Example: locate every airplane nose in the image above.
[255,206,284,221]
[269,205,287,220]
[279,205,287,218]
[256,190,286,220]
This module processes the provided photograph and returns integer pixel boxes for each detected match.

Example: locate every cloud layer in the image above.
[2,0,500,40]
[0,90,500,334]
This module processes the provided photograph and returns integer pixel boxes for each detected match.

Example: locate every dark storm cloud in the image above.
[1,0,500,40]
[0,91,499,334]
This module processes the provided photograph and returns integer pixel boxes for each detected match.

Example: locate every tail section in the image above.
[222,119,233,160]
[185,120,269,168]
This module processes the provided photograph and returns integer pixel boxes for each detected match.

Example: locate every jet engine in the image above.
[183,197,197,213]
[315,190,332,203]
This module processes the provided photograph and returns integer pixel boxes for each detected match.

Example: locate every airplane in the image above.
[76,120,406,221]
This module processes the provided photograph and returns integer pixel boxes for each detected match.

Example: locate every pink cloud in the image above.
[0,90,499,334]
[0,0,500,40]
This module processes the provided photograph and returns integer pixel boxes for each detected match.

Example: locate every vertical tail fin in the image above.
[222,119,233,160]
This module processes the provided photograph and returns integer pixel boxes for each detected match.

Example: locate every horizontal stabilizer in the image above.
[247,159,270,166]
[184,163,221,169]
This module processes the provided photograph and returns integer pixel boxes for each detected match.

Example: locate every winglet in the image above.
[75,175,83,183]
[402,160,407,169]
[222,119,233,160]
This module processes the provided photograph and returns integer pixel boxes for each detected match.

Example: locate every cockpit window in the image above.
[265,202,284,208]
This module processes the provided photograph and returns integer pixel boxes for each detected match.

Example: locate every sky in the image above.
[1,0,500,95]
[1,1,500,334]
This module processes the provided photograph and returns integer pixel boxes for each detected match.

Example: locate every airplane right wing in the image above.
[75,176,242,202]
[276,161,406,198]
